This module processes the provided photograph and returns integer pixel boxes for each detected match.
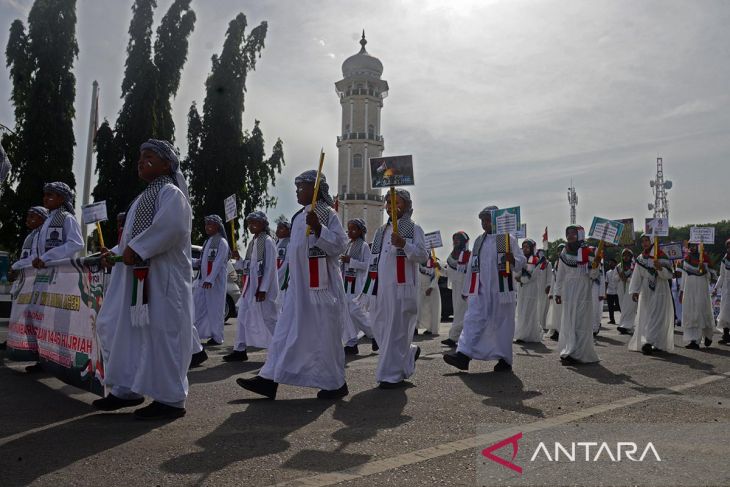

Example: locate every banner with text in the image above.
[6,259,105,395]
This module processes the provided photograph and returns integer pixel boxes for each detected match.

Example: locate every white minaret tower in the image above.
[335,31,389,237]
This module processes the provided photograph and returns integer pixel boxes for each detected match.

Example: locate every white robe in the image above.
[612,266,637,330]
[535,262,552,331]
[370,223,428,383]
[259,206,348,390]
[97,184,193,406]
[233,235,279,350]
[545,269,560,333]
[514,258,545,342]
[554,255,600,363]
[192,237,230,344]
[714,264,730,329]
[416,266,441,334]
[444,259,468,342]
[276,238,290,309]
[671,276,683,323]
[11,230,41,270]
[342,240,373,346]
[457,234,526,364]
[680,268,715,344]
[591,272,605,333]
[627,258,674,352]
[36,209,83,263]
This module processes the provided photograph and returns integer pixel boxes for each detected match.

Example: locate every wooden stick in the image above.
[390,186,398,235]
[95,221,105,249]
[431,248,440,280]
[306,149,325,236]
[230,220,236,252]
[653,236,659,261]
[505,233,511,274]
[699,243,705,268]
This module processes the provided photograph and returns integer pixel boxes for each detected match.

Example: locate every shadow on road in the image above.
[282,387,412,473]
[0,413,154,487]
[187,360,265,385]
[458,372,544,418]
[161,398,332,481]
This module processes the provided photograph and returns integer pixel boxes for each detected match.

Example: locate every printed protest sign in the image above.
[424,231,443,249]
[224,194,237,222]
[369,155,415,188]
[645,218,669,237]
[81,201,108,224]
[689,226,715,244]
[588,217,624,245]
[492,207,521,235]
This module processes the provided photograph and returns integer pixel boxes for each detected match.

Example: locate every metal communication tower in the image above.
[648,157,672,220]
[567,180,578,225]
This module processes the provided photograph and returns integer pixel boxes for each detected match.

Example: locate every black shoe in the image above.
[593,330,600,337]
[441,338,457,347]
[344,345,359,356]
[93,394,145,411]
[548,331,559,341]
[134,401,186,420]
[371,338,379,352]
[422,330,433,336]
[607,320,616,325]
[415,346,421,361]
[190,350,208,368]
[236,375,277,399]
[378,380,406,389]
[513,339,525,344]
[560,355,578,365]
[493,359,512,372]
[685,341,700,350]
[704,337,712,348]
[317,383,349,400]
[223,350,248,362]
[25,363,44,373]
[413,329,419,336]
[205,338,221,346]
[443,351,470,371]
[617,327,630,335]
[719,330,730,344]
[641,343,654,355]
[0,341,6,350]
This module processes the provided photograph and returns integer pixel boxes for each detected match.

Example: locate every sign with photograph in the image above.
[660,242,684,261]
[369,155,415,188]
[645,218,669,237]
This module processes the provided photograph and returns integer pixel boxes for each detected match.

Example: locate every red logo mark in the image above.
[481,432,523,475]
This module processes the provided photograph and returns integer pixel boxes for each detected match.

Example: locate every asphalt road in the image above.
[1,315,729,487]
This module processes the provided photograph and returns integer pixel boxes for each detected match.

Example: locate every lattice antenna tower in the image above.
[648,157,672,220]
[567,179,578,225]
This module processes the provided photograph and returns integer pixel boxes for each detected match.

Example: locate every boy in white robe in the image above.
[443,206,525,372]
[224,211,279,361]
[341,218,376,355]
[680,243,715,349]
[713,239,730,344]
[275,217,291,308]
[2,206,48,351]
[25,182,83,372]
[514,239,545,343]
[628,235,675,354]
[544,245,564,341]
[605,259,620,325]
[11,206,49,272]
[591,268,605,336]
[613,249,638,335]
[364,189,428,388]
[671,270,683,326]
[535,249,552,333]
[236,170,349,400]
[441,232,470,348]
[94,139,193,420]
[192,215,230,347]
[553,225,601,365]
[416,252,441,336]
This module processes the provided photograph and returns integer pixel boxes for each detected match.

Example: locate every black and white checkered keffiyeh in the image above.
[129,175,175,242]
[244,232,267,278]
[140,139,190,201]
[348,218,367,236]
[44,181,75,214]
[29,206,49,220]
[204,214,228,241]
[295,169,335,207]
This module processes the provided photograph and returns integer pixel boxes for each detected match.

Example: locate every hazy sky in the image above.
[1,0,729,248]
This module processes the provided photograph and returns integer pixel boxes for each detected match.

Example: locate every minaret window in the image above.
[353,154,363,168]
[368,124,375,137]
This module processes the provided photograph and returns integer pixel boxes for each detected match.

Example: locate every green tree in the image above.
[186,13,284,244]
[92,0,195,245]
[0,0,78,252]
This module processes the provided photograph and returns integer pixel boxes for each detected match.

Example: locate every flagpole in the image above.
[81,80,99,254]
